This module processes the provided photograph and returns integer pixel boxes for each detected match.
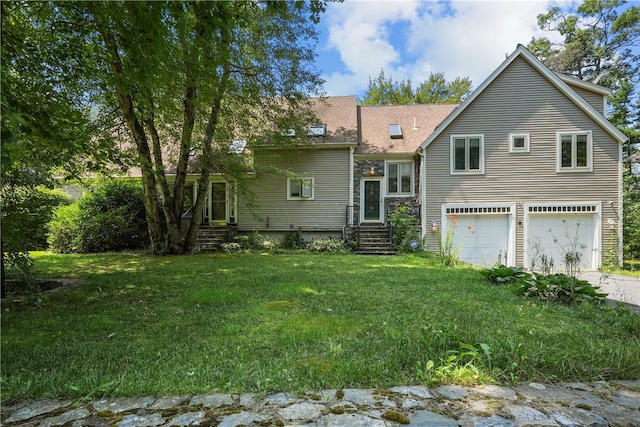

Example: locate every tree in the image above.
[1,1,118,295]
[18,1,328,255]
[527,0,639,86]
[360,70,472,106]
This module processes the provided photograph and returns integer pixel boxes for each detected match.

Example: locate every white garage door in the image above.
[443,205,513,268]
[526,204,599,272]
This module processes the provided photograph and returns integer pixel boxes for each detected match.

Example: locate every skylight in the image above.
[229,140,247,154]
[307,124,326,137]
[389,124,403,139]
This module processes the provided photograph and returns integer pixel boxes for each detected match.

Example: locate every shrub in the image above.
[388,204,420,252]
[282,228,304,249]
[307,237,349,253]
[515,273,608,305]
[47,180,149,253]
[481,265,531,285]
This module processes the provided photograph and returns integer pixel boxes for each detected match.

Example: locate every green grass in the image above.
[2,252,639,402]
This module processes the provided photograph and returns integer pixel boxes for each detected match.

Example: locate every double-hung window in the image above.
[450,135,484,174]
[287,177,314,200]
[557,131,592,172]
[387,162,413,195]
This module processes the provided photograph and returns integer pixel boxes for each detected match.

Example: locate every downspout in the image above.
[349,146,355,226]
[618,140,624,267]
[419,147,427,240]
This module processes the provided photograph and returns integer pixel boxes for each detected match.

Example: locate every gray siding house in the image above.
[419,45,627,270]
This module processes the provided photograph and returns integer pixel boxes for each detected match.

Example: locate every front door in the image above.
[362,179,382,223]
[211,182,227,224]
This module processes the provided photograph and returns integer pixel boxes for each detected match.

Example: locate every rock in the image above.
[92,397,155,414]
[390,385,433,399]
[218,411,270,427]
[149,395,190,410]
[39,407,91,427]
[167,411,206,426]
[189,393,233,408]
[459,413,517,427]
[410,410,459,426]
[278,402,325,421]
[508,405,558,426]
[435,385,468,400]
[548,407,608,427]
[116,413,164,427]
[341,389,377,406]
[316,413,386,426]
[263,391,296,405]
[473,384,517,400]
[4,399,69,424]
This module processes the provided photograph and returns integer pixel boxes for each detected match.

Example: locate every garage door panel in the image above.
[527,214,595,272]
[448,214,509,268]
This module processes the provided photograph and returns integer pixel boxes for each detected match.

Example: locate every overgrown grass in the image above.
[2,252,639,402]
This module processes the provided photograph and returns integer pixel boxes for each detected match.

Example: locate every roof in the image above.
[420,44,629,150]
[307,95,358,145]
[357,103,458,155]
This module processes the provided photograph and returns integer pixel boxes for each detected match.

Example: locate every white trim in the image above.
[360,177,384,223]
[287,177,314,200]
[386,160,414,196]
[450,134,485,175]
[420,45,628,150]
[348,146,355,226]
[556,130,593,173]
[523,201,602,271]
[509,133,530,153]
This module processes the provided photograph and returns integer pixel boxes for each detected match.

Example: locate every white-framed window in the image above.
[450,134,484,174]
[387,161,413,195]
[509,133,530,153]
[287,177,314,200]
[556,131,592,172]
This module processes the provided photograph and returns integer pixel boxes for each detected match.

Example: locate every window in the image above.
[387,162,413,194]
[307,124,326,137]
[557,131,592,172]
[287,178,314,200]
[281,129,296,137]
[509,133,530,153]
[450,135,484,174]
[389,124,403,139]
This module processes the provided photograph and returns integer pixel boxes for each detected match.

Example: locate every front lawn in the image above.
[2,252,639,402]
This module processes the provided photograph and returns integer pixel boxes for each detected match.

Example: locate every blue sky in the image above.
[313,0,574,98]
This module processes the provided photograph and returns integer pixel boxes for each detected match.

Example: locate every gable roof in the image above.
[357,103,458,155]
[420,44,628,150]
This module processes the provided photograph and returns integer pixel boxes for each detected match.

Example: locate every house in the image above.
[63,45,625,270]
[236,45,625,270]
[418,44,627,271]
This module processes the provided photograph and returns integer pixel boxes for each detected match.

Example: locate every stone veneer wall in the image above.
[352,159,420,224]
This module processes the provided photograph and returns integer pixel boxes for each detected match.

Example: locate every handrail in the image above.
[182,205,194,219]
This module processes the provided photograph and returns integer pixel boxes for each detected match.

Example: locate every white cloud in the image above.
[319,0,569,96]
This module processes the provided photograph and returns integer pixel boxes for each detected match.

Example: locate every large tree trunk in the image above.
[92,8,166,253]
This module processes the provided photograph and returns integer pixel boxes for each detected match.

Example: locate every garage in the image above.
[442,204,515,268]
[525,203,600,272]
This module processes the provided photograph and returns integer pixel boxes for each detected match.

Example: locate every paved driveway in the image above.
[579,272,640,309]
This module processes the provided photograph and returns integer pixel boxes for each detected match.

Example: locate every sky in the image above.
[314,0,573,98]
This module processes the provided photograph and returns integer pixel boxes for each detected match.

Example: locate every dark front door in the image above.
[363,179,381,222]
[211,183,227,222]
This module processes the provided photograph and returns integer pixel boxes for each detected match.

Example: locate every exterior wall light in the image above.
[431,220,438,231]
[366,166,376,176]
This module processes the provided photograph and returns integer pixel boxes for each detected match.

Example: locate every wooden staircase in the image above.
[195,225,228,252]
[354,225,395,255]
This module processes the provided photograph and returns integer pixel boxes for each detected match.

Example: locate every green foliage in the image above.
[47,181,149,253]
[436,215,467,267]
[515,273,608,305]
[389,204,420,252]
[481,265,531,285]
[307,237,349,253]
[360,69,472,105]
[623,170,640,260]
[282,228,304,250]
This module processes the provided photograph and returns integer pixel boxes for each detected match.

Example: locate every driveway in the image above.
[579,271,640,310]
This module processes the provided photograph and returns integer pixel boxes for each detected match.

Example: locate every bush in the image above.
[282,228,304,249]
[47,180,149,253]
[515,273,608,305]
[307,237,349,253]
[481,265,531,285]
[389,204,420,252]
